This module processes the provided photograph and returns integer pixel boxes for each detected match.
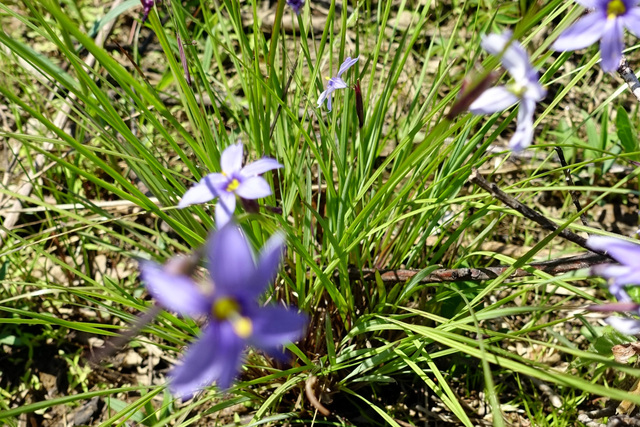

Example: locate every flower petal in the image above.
[587,236,640,266]
[221,143,244,175]
[574,0,603,7]
[247,231,286,297]
[213,321,246,389]
[605,316,640,335]
[327,93,333,112]
[481,32,533,81]
[592,264,634,280]
[178,174,225,208]
[525,76,547,102]
[622,9,640,38]
[207,221,257,298]
[214,192,237,228]
[249,306,308,350]
[479,33,517,73]
[610,282,633,302]
[317,89,329,108]
[509,97,536,152]
[469,86,519,115]
[337,56,359,77]
[593,263,640,302]
[329,77,348,90]
[551,13,607,52]
[621,0,638,12]
[241,158,283,176]
[286,0,304,14]
[600,18,624,72]
[140,260,212,317]
[592,264,640,287]
[169,322,245,398]
[235,176,272,199]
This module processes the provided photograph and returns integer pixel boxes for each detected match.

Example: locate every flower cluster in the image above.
[139,140,306,398]
[135,0,640,400]
[468,0,640,151]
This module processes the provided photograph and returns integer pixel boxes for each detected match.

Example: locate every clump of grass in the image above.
[1,0,640,425]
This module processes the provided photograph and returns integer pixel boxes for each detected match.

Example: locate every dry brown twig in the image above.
[305,375,331,417]
[468,169,608,257]
[351,251,608,284]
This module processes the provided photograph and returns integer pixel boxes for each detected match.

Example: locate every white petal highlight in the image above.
[215,192,237,228]
[481,32,532,81]
[178,174,224,208]
[469,86,519,115]
[220,143,244,175]
[606,317,640,335]
[508,98,535,152]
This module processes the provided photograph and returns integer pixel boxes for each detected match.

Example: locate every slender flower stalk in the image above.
[354,79,365,128]
[317,56,359,111]
[141,223,308,398]
[177,34,191,86]
[469,32,546,152]
[552,0,640,72]
[178,143,282,227]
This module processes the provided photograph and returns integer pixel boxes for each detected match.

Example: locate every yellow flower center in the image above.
[507,81,527,97]
[212,297,253,338]
[226,178,240,192]
[607,0,626,18]
[213,297,240,319]
[233,317,253,338]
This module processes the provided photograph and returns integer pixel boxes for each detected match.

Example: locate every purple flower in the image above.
[317,56,359,111]
[469,32,546,152]
[552,0,640,72]
[178,143,283,227]
[286,0,305,14]
[589,301,640,334]
[141,0,155,22]
[141,222,308,398]
[606,316,640,334]
[587,236,640,302]
[587,235,640,334]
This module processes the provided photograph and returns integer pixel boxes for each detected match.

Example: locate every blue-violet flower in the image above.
[587,235,640,334]
[552,0,640,72]
[141,0,155,22]
[469,32,546,152]
[178,143,282,227]
[286,0,305,14]
[141,222,308,398]
[317,56,359,111]
[587,236,640,302]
